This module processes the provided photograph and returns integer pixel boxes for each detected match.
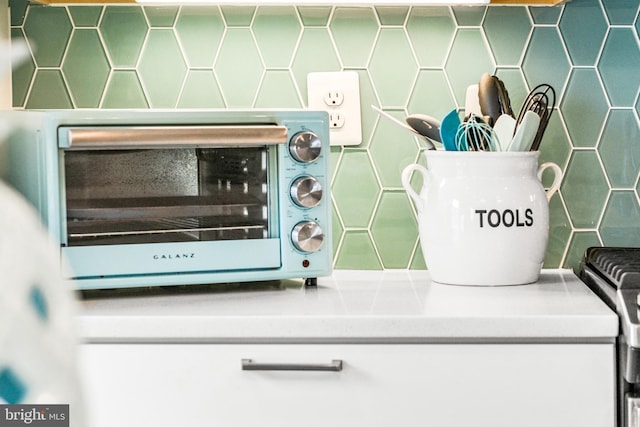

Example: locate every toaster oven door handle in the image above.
[60,125,289,149]
[241,358,343,372]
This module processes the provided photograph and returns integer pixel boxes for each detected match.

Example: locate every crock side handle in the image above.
[537,162,563,202]
[401,164,428,211]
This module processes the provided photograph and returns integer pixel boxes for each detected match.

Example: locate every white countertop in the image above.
[76,269,618,344]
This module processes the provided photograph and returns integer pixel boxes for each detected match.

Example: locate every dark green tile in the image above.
[25,70,72,109]
[544,195,571,268]
[23,6,72,67]
[602,0,638,25]
[452,6,486,26]
[528,5,562,25]
[68,6,102,27]
[10,28,34,108]
[522,27,570,97]
[62,29,110,108]
[9,0,28,27]
[537,113,571,189]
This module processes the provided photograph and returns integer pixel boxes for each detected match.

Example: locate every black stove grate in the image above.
[584,247,640,289]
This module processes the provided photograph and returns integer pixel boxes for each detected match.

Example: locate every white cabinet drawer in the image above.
[79,343,614,427]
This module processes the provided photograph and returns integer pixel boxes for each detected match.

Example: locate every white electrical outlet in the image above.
[307,71,362,146]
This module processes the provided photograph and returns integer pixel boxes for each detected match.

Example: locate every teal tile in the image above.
[522,27,570,97]
[330,145,342,183]
[221,6,255,26]
[563,231,601,271]
[537,113,571,189]
[297,6,331,26]
[369,28,418,107]
[215,28,264,108]
[100,6,148,68]
[494,68,527,118]
[23,6,72,67]
[101,70,148,109]
[291,28,340,99]
[10,28,34,108]
[452,6,486,26]
[483,6,531,66]
[177,70,225,109]
[144,6,179,27]
[445,28,495,107]
[334,230,383,270]
[369,110,420,188]
[560,150,609,229]
[253,7,301,68]
[330,7,378,68]
[254,70,301,108]
[68,6,102,27]
[375,6,409,25]
[598,28,640,107]
[371,191,419,269]
[599,109,640,188]
[9,0,28,26]
[175,6,224,68]
[408,70,456,125]
[62,29,110,108]
[544,195,572,268]
[138,29,187,108]
[25,70,72,109]
[559,0,607,66]
[600,191,640,247]
[528,5,562,25]
[637,93,640,122]
[602,0,638,25]
[332,149,380,228]
[561,68,608,148]
[407,7,455,69]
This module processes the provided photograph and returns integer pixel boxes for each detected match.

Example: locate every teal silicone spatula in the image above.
[439,109,461,151]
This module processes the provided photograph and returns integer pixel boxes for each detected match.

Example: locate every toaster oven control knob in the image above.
[290,176,323,208]
[289,131,322,163]
[292,221,324,253]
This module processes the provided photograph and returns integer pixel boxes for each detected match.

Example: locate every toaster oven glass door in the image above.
[57,125,286,278]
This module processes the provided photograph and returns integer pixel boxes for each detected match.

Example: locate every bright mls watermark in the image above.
[0,405,68,426]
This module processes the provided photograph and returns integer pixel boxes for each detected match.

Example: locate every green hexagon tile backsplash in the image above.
[9,0,640,271]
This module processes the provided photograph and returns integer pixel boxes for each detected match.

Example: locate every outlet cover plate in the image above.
[307,71,362,146]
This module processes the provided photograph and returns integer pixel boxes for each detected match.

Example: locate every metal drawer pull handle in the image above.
[241,358,343,372]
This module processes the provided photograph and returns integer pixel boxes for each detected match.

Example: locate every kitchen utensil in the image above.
[492,114,517,151]
[508,111,540,152]
[402,151,562,286]
[515,83,556,151]
[495,77,514,118]
[455,114,498,151]
[371,105,436,150]
[406,114,442,143]
[464,84,483,118]
[439,109,461,151]
[478,73,502,126]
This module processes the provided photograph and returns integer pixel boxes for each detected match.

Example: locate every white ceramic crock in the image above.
[402,151,562,286]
